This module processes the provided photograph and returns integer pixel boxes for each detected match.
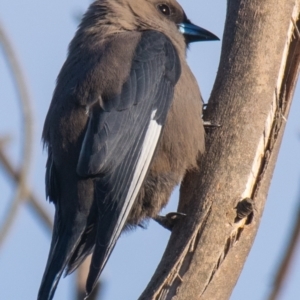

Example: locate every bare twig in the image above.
[0,19,35,247]
[0,144,52,233]
[268,194,300,300]
[0,19,34,236]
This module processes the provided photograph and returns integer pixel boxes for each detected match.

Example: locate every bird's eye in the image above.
[157,4,171,16]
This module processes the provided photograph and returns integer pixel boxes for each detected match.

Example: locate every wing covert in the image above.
[77,31,180,178]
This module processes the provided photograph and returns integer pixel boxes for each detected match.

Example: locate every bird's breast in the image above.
[151,62,205,176]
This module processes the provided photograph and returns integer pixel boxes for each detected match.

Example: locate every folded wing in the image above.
[71,30,181,296]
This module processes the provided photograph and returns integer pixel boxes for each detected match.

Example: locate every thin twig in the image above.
[0,19,34,246]
[0,145,52,233]
[268,187,300,300]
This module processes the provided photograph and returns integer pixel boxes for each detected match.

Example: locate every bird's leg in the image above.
[153,212,186,231]
[202,104,221,128]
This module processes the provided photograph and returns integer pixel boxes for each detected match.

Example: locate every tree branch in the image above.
[140,1,300,299]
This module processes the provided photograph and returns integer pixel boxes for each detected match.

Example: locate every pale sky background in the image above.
[0,1,300,300]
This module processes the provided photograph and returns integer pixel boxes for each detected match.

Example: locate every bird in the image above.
[38,0,218,299]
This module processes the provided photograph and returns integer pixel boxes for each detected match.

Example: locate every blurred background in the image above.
[0,1,299,299]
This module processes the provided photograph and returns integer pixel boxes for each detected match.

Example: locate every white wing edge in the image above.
[102,110,162,267]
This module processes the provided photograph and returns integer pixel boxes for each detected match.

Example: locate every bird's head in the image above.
[78,0,218,50]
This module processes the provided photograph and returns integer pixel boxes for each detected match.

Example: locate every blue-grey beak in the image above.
[178,22,219,44]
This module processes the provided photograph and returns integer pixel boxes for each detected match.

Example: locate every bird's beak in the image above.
[178,21,219,44]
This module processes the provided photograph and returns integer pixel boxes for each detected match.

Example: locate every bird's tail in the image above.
[37,212,85,300]
[84,171,140,297]
[84,199,120,297]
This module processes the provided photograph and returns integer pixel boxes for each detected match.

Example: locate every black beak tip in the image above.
[208,33,220,41]
[178,22,220,43]
[185,32,220,44]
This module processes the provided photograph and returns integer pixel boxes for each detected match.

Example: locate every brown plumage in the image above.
[38,1,218,299]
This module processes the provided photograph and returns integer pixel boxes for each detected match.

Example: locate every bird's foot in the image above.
[235,198,255,224]
[153,212,186,231]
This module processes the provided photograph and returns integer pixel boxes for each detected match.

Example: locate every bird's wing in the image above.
[76,31,181,295]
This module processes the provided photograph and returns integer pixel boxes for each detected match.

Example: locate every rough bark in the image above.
[139,0,300,299]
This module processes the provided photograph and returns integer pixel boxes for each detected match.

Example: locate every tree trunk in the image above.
[139,0,300,299]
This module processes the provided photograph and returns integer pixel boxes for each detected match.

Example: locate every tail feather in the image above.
[66,200,99,275]
[85,216,117,296]
[81,190,118,296]
[65,224,97,275]
[85,193,123,297]
[37,216,85,300]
